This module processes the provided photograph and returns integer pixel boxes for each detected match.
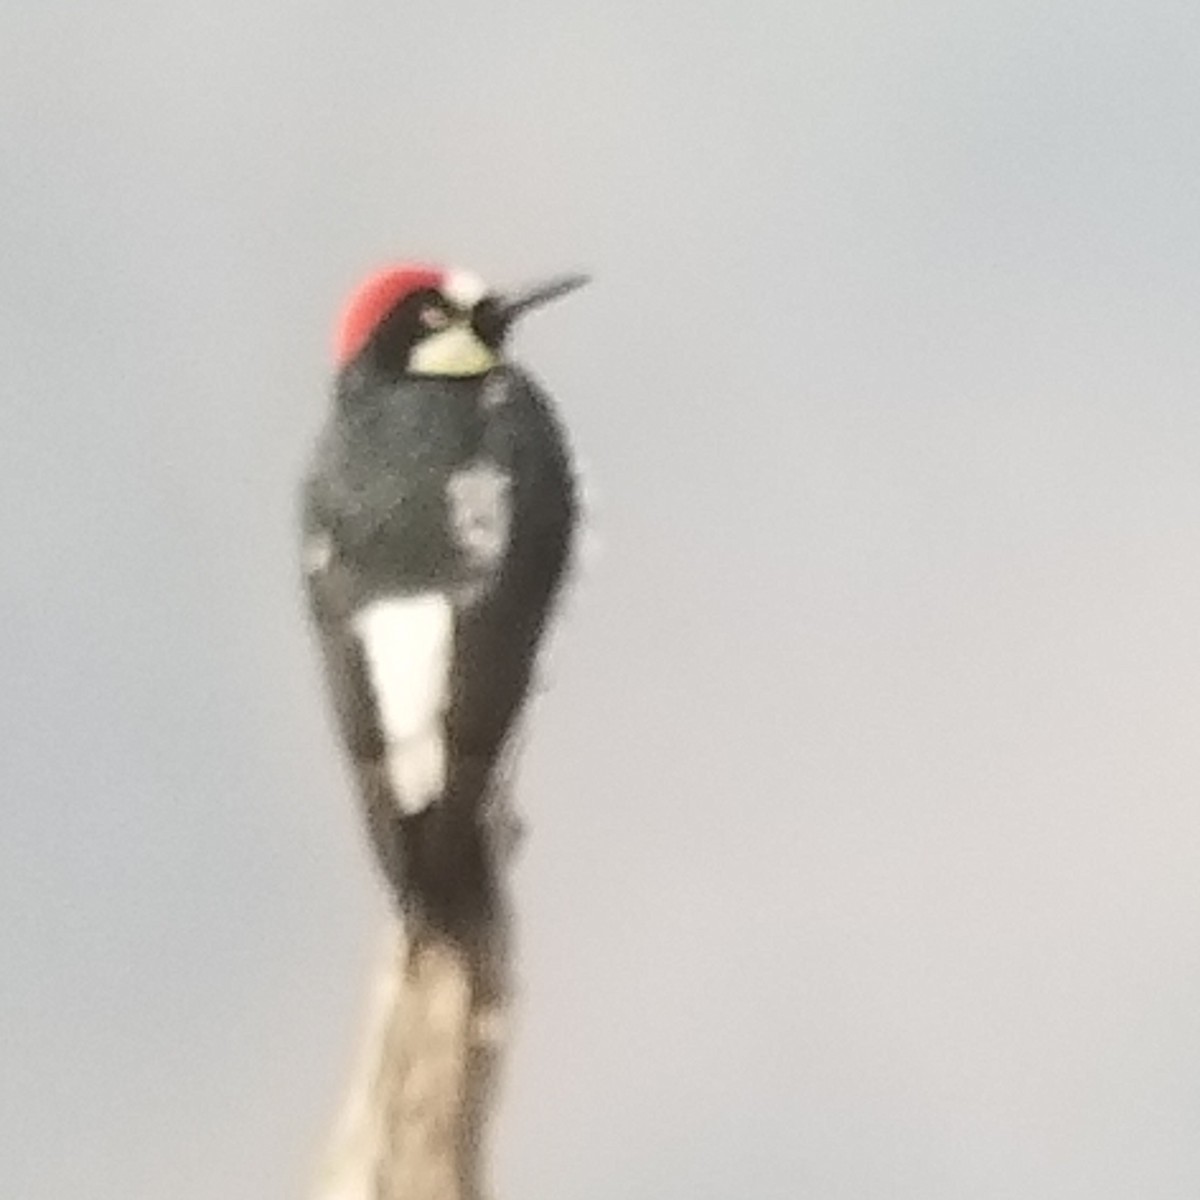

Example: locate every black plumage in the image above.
[300,267,581,940]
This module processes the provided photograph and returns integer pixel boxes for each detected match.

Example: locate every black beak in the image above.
[473,272,591,347]
[499,272,591,322]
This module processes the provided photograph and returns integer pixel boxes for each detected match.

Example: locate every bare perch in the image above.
[312,800,519,1200]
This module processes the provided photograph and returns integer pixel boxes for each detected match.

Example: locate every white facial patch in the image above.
[409,325,497,378]
[446,460,512,571]
[353,594,454,815]
[442,268,488,309]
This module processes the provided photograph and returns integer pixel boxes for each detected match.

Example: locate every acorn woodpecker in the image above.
[300,263,585,939]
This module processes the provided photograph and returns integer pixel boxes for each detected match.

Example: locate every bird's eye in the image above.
[420,305,451,330]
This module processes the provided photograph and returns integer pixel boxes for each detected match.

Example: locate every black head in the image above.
[334,264,589,379]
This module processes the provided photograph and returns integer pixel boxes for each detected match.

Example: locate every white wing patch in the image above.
[353,594,454,815]
[446,460,512,571]
[302,531,333,575]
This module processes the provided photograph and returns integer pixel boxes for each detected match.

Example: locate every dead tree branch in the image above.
[312,795,520,1200]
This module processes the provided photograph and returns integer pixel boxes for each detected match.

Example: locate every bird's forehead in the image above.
[441,269,488,309]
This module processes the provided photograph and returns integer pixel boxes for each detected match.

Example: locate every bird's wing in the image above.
[300,520,386,767]
[443,368,578,766]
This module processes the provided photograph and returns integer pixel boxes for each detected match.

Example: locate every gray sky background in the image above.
[4,2,1200,1196]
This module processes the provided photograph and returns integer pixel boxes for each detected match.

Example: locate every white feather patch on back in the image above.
[353,594,454,815]
[446,459,512,571]
[480,372,508,410]
[384,731,446,817]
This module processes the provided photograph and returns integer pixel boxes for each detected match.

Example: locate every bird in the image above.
[300,262,586,941]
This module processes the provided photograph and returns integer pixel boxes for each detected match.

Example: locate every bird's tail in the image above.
[358,751,501,946]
